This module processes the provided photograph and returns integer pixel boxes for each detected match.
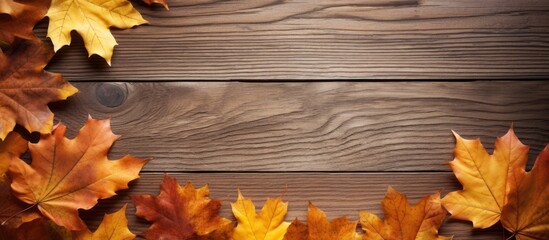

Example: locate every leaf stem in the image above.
[0,203,37,226]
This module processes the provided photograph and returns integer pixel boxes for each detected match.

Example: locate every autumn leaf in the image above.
[359,187,450,240]
[282,219,308,240]
[231,190,290,240]
[0,131,41,227]
[142,0,168,10]
[500,145,549,240]
[0,131,27,175]
[1,217,72,240]
[132,174,234,240]
[283,202,360,240]
[0,38,78,141]
[75,204,135,240]
[7,116,148,231]
[46,0,148,65]
[0,0,50,44]
[441,128,529,228]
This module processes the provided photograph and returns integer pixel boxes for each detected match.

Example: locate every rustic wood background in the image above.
[40,0,549,239]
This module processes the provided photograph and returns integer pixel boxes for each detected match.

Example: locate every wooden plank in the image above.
[38,0,549,80]
[80,173,501,239]
[51,81,549,172]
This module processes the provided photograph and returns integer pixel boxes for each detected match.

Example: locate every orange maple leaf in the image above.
[283,202,360,240]
[0,38,78,140]
[501,144,549,240]
[0,0,50,44]
[441,127,529,228]
[443,126,549,238]
[132,174,234,240]
[75,204,135,240]
[359,187,450,240]
[7,116,148,231]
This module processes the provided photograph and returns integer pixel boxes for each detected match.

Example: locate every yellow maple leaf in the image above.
[75,204,135,240]
[231,190,290,240]
[46,0,148,65]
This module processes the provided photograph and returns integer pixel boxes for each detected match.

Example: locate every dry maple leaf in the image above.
[0,131,41,227]
[283,202,360,240]
[2,217,72,240]
[359,187,450,240]
[0,0,50,44]
[46,0,148,65]
[0,131,27,174]
[132,174,234,240]
[441,128,529,229]
[0,37,78,141]
[75,204,135,240]
[142,0,168,10]
[7,116,148,231]
[282,219,308,240]
[500,145,549,240]
[231,190,290,240]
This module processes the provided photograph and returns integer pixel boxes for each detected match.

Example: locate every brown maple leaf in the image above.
[0,0,50,44]
[501,145,549,240]
[0,131,40,228]
[0,38,78,140]
[75,204,135,240]
[142,0,168,10]
[132,174,234,240]
[359,187,450,240]
[7,116,148,231]
[1,217,72,240]
[283,202,360,240]
[0,131,27,175]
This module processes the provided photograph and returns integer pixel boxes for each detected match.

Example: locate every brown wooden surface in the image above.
[52,81,549,172]
[35,0,549,238]
[80,173,502,240]
[38,0,549,80]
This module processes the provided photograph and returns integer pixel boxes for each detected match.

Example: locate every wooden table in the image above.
[42,0,549,239]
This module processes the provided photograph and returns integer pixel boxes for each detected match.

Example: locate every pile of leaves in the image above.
[1,0,548,239]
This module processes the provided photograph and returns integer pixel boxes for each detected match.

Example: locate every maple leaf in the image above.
[282,219,308,240]
[142,0,168,10]
[46,0,148,65]
[500,145,549,240]
[231,190,290,240]
[75,204,135,240]
[7,116,148,231]
[0,131,27,175]
[0,37,78,141]
[441,128,529,228]
[132,174,234,240]
[0,0,50,44]
[359,187,450,240]
[283,202,360,240]
[0,131,41,227]
[2,217,72,240]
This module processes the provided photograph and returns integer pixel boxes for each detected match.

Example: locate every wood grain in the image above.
[80,173,501,239]
[51,81,549,172]
[37,0,549,80]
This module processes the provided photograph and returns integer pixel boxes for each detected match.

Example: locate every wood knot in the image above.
[95,83,128,108]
